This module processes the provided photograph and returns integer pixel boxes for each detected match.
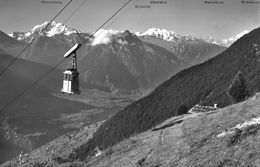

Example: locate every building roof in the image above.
[63,69,79,74]
[189,104,218,113]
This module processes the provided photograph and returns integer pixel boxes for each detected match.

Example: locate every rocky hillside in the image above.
[0,31,26,56]
[3,93,260,167]
[76,30,188,90]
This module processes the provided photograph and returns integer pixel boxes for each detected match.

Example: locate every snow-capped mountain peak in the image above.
[136,28,180,41]
[136,28,250,47]
[205,36,217,44]
[31,21,48,34]
[9,21,77,42]
[31,21,76,37]
[205,30,250,47]
[235,30,249,39]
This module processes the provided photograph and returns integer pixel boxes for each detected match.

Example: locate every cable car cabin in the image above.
[61,69,80,95]
[61,43,81,95]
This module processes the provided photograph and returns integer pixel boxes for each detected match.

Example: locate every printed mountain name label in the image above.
[204,1,224,4]
[41,0,63,4]
[135,5,151,8]
[241,0,259,3]
[150,0,167,4]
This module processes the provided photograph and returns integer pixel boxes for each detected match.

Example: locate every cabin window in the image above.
[64,73,78,81]
[64,74,71,80]
[72,75,78,81]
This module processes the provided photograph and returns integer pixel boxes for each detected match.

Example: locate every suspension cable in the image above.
[0,0,133,114]
[0,0,73,77]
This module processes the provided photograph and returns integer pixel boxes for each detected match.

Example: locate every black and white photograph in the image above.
[0,0,260,166]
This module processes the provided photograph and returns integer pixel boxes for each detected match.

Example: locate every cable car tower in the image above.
[61,43,81,95]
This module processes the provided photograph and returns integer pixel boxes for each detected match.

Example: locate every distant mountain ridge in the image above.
[75,30,189,90]
[136,28,250,47]
[8,22,247,47]
[3,22,229,91]
[136,27,201,43]
[137,29,226,65]
[2,26,189,91]
[205,30,250,47]
[136,28,181,42]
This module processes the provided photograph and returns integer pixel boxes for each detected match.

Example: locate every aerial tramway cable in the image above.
[63,0,89,25]
[77,0,133,45]
[0,0,73,77]
[0,0,133,114]
[90,0,136,42]
[61,0,135,94]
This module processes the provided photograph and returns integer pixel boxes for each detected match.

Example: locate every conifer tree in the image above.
[177,104,188,115]
[228,71,249,102]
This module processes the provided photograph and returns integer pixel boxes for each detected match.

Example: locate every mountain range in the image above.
[138,33,226,65]
[8,22,248,49]
[9,22,246,48]
[4,21,227,91]
[9,23,245,47]
[205,30,250,47]
[69,25,260,161]
[136,27,249,47]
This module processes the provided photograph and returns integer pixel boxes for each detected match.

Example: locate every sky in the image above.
[0,0,259,40]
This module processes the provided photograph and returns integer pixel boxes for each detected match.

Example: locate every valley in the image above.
[0,88,136,164]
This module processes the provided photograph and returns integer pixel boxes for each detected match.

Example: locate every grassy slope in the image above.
[83,93,260,167]
[0,121,104,167]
